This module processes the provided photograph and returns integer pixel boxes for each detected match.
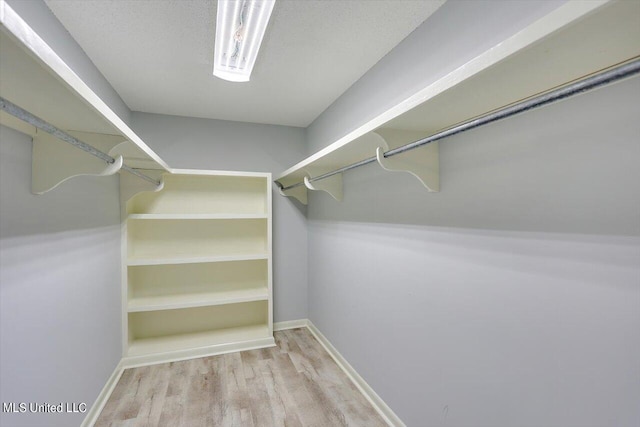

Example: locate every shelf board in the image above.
[168,169,271,178]
[128,287,269,312]
[128,213,268,220]
[127,324,270,357]
[127,253,268,266]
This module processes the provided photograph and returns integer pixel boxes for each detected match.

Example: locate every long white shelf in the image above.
[127,324,270,357]
[127,253,269,266]
[127,213,267,220]
[275,0,640,199]
[128,287,269,312]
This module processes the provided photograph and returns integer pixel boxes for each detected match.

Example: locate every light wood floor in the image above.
[95,328,388,427]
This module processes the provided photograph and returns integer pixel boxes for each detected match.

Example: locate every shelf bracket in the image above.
[374,130,439,192]
[277,181,308,205]
[32,130,126,195]
[119,170,165,206]
[304,173,343,202]
[108,140,167,170]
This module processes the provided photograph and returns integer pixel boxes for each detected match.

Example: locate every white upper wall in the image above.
[305,0,567,154]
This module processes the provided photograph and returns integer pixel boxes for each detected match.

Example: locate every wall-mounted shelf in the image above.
[0,1,169,195]
[275,0,640,204]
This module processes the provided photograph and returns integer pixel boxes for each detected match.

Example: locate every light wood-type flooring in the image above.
[95,328,388,426]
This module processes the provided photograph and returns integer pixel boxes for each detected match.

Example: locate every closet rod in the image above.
[280,58,640,191]
[0,97,161,186]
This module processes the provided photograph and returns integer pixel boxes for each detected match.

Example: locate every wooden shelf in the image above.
[127,324,270,357]
[275,1,640,202]
[127,253,268,266]
[128,213,268,220]
[128,287,269,312]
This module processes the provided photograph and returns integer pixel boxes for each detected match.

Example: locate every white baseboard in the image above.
[81,360,125,427]
[274,319,309,331]
[306,321,406,427]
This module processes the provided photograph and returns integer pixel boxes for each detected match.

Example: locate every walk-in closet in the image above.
[1,0,638,426]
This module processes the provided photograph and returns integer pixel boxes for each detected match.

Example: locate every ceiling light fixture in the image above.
[213,0,276,82]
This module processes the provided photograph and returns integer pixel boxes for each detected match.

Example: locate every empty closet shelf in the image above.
[127,324,271,357]
[127,218,268,261]
[127,253,269,266]
[126,172,268,216]
[128,288,269,312]
[127,213,268,220]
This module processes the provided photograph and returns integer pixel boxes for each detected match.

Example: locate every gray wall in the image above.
[0,125,122,427]
[306,0,565,153]
[131,112,308,322]
[6,0,132,124]
[305,3,639,423]
[307,75,640,426]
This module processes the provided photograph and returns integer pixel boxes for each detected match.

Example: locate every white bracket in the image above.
[304,173,343,202]
[31,130,126,195]
[109,139,166,204]
[108,140,165,170]
[374,130,439,192]
[277,182,308,205]
[119,170,164,206]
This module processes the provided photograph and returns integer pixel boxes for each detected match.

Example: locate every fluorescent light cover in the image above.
[214,0,276,82]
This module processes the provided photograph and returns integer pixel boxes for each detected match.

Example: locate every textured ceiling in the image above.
[44,0,445,127]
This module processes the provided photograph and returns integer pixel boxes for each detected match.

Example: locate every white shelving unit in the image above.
[122,170,274,366]
[275,0,640,202]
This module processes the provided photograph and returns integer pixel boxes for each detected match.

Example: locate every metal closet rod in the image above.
[281,57,640,191]
[0,97,161,186]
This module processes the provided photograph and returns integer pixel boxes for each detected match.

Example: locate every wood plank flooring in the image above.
[95,328,388,427]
